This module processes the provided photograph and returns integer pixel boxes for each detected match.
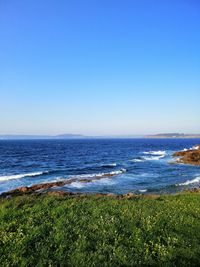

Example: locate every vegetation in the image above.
[1,192,200,266]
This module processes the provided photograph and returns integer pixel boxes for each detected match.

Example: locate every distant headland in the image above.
[0,133,200,140]
[145,133,200,139]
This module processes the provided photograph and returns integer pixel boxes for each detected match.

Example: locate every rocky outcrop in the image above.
[173,145,200,165]
[0,170,128,198]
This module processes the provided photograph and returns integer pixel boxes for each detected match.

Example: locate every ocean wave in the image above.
[138,189,147,193]
[68,178,116,189]
[70,169,126,180]
[181,145,200,152]
[177,176,200,186]
[92,178,116,185]
[142,155,165,161]
[143,150,166,156]
[101,163,117,167]
[0,171,48,182]
[129,158,144,163]
[68,181,86,189]
[130,153,165,162]
[129,158,145,162]
[193,145,200,150]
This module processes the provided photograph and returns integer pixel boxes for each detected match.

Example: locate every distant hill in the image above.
[1,133,200,140]
[145,133,200,138]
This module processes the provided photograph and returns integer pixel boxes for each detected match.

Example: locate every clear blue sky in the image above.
[0,0,199,135]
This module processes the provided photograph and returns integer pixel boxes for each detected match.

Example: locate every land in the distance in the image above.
[0,133,200,139]
[145,133,200,138]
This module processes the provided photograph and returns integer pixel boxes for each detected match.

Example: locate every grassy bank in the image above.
[1,193,200,266]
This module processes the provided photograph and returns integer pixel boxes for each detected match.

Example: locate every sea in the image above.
[0,138,200,195]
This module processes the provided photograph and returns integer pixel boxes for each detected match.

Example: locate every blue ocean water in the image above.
[0,139,200,195]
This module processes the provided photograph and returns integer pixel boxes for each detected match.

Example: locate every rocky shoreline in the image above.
[1,187,160,200]
[0,169,131,199]
[173,145,200,165]
[1,145,200,199]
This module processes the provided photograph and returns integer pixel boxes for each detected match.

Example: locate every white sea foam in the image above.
[181,146,199,152]
[129,159,144,163]
[102,163,117,167]
[92,178,116,186]
[69,181,86,189]
[138,189,147,193]
[142,155,165,161]
[70,169,126,180]
[109,169,126,175]
[0,171,47,182]
[130,153,165,162]
[68,177,115,189]
[177,176,200,186]
[143,150,166,156]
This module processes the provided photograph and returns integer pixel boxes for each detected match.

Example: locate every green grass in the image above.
[1,193,200,266]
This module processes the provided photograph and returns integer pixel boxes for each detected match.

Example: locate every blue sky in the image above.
[0,0,199,135]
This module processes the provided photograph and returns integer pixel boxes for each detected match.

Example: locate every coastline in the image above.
[1,145,200,266]
[173,145,200,165]
[1,145,200,198]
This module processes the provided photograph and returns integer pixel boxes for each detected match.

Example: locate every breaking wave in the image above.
[129,158,144,163]
[140,150,167,161]
[138,189,147,193]
[101,163,117,167]
[0,171,48,182]
[69,169,126,180]
[142,155,165,161]
[143,150,166,156]
[177,176,200,186]
[130,152,166,162]
[69,178,116,189]
[68,181,86,189]
[181,145,200,152]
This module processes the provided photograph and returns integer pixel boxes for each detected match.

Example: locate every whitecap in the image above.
[129,159,144,163]
[181,146,199,152]
[0,171,48,182]
[142,155,165,161]
[177,176,200,186]
[138,189,147,193]
[101,163,117,167]
[91,178,116,186]
[143,150,166,156]
[68,177,115,189]
[69,181,86,189]
[69,169,126,180]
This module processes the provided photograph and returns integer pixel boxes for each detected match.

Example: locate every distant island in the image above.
[0,133,200,140]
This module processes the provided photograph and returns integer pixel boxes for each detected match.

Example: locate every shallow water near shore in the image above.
[0,138,200,195]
